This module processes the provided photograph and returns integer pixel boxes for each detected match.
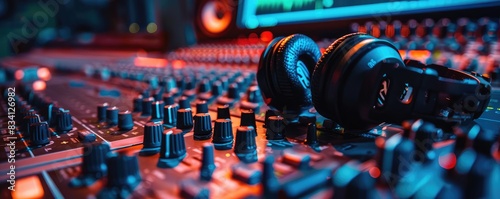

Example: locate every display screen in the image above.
[237,0,500,29]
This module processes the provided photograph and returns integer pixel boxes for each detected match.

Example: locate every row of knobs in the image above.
[14,87,74,146]
[69,142,142,199]
[139,103,260,165]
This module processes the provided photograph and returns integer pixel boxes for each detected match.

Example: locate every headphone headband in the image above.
[369,59,491,124]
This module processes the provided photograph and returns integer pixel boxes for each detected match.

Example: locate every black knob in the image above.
[198,79,211,93]
[153,87,164,101]
[176,108,193,131]
[240,109,257,130]
[264,110,279,128]
[21,114,39,137]
[266,116,285,140]
[132,96,142,112]
[217,105,230,119]
[262,155,279,198]
[412,120,441,162]
[196,100,209,114]
[118,111,133,131]
[150,101,165,121]
[97,103,108,122]
[212,119,234,150]
[30,120,50,146]
[106,106,119,126]
[69,142,110,187]
[178,96,191,109]
[375,120,415,184]
[141,97,154,116]
[193,113,212,140]
[163,94,175,105]
[55,108,73,132]
[472,128,497,156]
[227,83,239,99]
[98,153,142,198]
[211,81,223,96]
[246,85,262,103]
[200,143,216,181]
[163,104,179,128]
[234,126,257,163]
[162,76,177,93]
[49,105,60,128]
[140,122,163,156]
[158,128,187,168]
[306,123,318,146]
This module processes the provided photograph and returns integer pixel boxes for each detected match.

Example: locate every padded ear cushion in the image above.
[258,34,321,111]
[312,32,402,130]
[257,36,284,104]
[312,32,370,122]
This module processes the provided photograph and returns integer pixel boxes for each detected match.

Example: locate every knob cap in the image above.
[132,96,142,112]
[306,123,318,146]
[412,120,441,162]
[21,114,39,138]
[212,119,234,150]
[217,105,230,119]
[176,108,193,131]
[97,103,109,122]
[198,79,211,93]
[55,109,73,132]
[179,96,191,109]
[211,81,223,96]
[106,107,119,126]
[227,83,239,99]
[30,120,50,146]
[150,101,165,121]
[196,100,209,114]
[163,94,175,105]
[246,86,263,103]
[163,104,179,128]
[158,129,187,168]
[234,126,257,163]
[200,143,216,181]
[262,155,279,198]
[118,111,133,131]
[69,142,111,187]
[266,116,285,140]
[240,109,257,129]
[98,153,142,198]
[141,97,154,116]
[193,113,212,140]
[140,122,163,156]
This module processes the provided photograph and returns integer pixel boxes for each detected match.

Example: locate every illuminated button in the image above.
[11,176,44,199]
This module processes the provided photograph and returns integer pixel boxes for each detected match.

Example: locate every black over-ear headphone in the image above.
[257,34,321,112]
[258,32,491,131]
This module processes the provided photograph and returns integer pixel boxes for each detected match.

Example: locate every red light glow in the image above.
[369,167,381,178]
[260,31,273,42]
[172,60,186,69]
[438,153,457,170]
[134,57,167,68]
[32,80,46,91]
[15,70,24,80]
[37,67,51,81]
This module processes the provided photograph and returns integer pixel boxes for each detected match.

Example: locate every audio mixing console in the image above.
[1,16,500,199]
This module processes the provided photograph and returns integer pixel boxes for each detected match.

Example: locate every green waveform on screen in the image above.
[256,0,335,14]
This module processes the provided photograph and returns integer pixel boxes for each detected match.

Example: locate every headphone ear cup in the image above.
[258,34,321,111]
[312,32,403,130]
[257,36,285,105]
[312,33,369,122]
